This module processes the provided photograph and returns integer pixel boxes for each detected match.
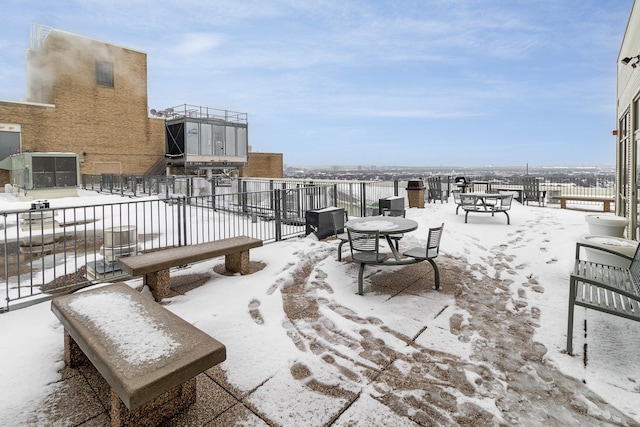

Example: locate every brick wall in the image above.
[239,152,283,178]
[0,29,165,186]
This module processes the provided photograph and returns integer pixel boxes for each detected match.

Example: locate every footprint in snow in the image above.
[248,298,264,325]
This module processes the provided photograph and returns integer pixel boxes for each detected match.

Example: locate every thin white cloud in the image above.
[167,33,225,56]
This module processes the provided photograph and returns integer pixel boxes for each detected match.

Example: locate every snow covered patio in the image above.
[2,200,640,426]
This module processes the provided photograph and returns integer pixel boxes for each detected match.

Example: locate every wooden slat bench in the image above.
[567,242,640,355]
[553,195,615,212]
[119,236,263,301]
[51,282,226,427]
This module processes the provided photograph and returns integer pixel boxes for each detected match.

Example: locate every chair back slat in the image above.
[459,194,477,207]
[426,223,444,257]
[498,194,513,210]
[522,177,539,198]
[629,243,640,285]
[348,229,380,254]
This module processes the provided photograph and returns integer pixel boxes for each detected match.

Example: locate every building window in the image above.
[96,61,114,87]
[634,97,640,133]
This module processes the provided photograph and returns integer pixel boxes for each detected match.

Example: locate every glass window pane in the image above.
[213,124,225,155]
[237,127,247,156]
[186,122,199,155]
[199,124,213,155]
[225,126,237,156]
[96,61,114,87]
[0,131,20,160]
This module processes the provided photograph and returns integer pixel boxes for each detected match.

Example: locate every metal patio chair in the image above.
[348,229,387,295]
[403,223,444,290]
[382,208,406,251]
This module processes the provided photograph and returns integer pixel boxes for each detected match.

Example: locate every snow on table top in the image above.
[349,219,399,231]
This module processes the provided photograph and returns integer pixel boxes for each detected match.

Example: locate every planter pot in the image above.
[581,235,638,268]
[585,214,628,237]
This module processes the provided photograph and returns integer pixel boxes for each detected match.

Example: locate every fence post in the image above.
[296,184,302,218]
[361,182,367,217]
[333,184,338,207]
[210,179,217,210]
[176,195,188,246]
[270,180,275,210]
[240,180,247,214]
[274,189,282,241]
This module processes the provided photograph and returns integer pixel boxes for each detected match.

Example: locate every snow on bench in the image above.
[553,195,615,212]
[51,282,226,427]
[119,236,263,301]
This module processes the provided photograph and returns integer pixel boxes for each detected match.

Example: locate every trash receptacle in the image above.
[406,180,425,208]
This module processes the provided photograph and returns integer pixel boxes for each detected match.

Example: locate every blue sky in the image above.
[0,1,633,167]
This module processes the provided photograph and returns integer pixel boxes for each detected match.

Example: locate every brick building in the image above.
[239,152,283,178]
[0,26,165,187]
[0,25,282,189]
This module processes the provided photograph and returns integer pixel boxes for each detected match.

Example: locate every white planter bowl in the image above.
[585,214,629,238]
[581,235,638,268]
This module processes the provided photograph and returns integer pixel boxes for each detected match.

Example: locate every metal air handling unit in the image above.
[0,152,80,194]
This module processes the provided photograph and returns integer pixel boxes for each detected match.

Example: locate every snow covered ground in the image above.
[1,194,639,425]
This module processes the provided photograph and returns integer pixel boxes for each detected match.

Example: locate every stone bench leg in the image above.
[110,377,196,427]
[225,250,250,274]
[144,269,170,301]
[64,330,90,368]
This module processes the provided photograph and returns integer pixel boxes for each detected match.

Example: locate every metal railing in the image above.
[2,180,399,312]
[3,172,616,312]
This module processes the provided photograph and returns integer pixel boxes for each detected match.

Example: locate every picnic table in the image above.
[345,216,418,260]
[460,192,513,224]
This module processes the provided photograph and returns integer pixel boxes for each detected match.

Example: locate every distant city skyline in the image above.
[0,1,633,166]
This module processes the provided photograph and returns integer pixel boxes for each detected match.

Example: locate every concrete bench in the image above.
[568,242,640,355]
[119,236,263,301]
[51,282,226,427]
[552,195,615,212]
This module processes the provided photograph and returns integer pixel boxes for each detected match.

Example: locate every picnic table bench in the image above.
[119,236,263,301]
[553,195,615,212]
[459,193,513,224]
[567,242,640,355]
[51,282,226,426]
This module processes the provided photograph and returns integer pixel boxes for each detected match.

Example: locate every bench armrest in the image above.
[575,242,634,262]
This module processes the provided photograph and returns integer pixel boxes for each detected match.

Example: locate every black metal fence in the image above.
[2,172,616,312]
[2,180,399,312]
